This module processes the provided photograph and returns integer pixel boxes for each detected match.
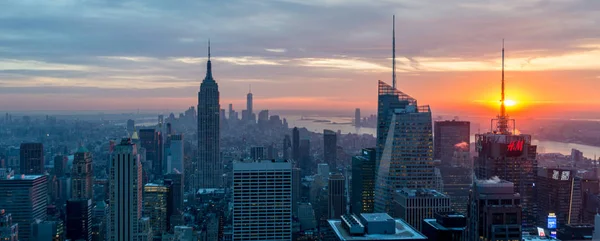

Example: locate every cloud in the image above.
[265,48,287,53]
[0,0,598,111]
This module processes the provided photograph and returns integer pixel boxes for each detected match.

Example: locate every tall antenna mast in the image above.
[208,39,211,60]
[392,15,396,89]
[501,39,505,118]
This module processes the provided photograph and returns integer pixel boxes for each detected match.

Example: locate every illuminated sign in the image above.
[551,170,571,181]
[506,139,525,157]
[550,231,557,238]
[537,227,546,237]
[547,214,557,229]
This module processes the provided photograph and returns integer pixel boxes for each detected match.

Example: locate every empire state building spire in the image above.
[204,39,214,82]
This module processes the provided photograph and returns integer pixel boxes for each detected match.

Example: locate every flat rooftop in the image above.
[328,218,427,240]
[1,174,44,181]
[361,213,394,223]
[423,219,465,231]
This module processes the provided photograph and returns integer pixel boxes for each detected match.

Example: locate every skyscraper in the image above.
[299,139,311,175]
[72,146,93,200]
[0,174,47,241]
[258,110,269,127]
[139,128,162,179]
[467,179,522,241]
[433,120,470,164]
[66,199,92,241]
[328,173,346,219]
[536,168,578,228]
[109,138,142,241]
[374,16,436,213]
[53,154,67,177]
[168,134,184,173]
[127,119,135,134]
[144,183,172,239]
[292,127,300,162]
[164,173,184,214]
[323,129,337,171]
[232,160,292,241]
[246,86,253,123]
[283,135,291,160]
[19,143,44,175]
[197,41,221,189]
[354,108,361,127]
[394,188,452,231]
[474,42,538,229]
[351,148,376,214]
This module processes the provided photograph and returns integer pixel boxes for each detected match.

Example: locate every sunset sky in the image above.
[0,0,599,117]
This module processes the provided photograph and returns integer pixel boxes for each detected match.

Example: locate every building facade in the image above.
[66,199,92,241]
[109,138,143,241]
[197,43,221,189]
[394,188,452,231]
[467,179,522,241]
[323,129,337,171]
[0,174,47,241]
[433,120,470,164]
[144,183,172,238]
[328,173,346,219]
[232,160,292,241]
[72,146,93,200]
[375,80,436,213]
[0,209,18,241]
[19,143,44,175]
[351,148,376,214]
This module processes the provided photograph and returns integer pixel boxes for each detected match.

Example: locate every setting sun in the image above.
[504,99,517,106]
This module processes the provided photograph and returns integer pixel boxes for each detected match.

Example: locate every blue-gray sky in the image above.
[1,0,599,115]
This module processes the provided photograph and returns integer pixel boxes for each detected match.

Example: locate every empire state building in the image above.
[196,42,222,189]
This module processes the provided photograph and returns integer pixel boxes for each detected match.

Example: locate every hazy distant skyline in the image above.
[1,0,599,117]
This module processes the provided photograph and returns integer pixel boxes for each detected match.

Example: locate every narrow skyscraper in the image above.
[292,127,300,162]
[246,85,253,123]
[72,146,93,200]
[474,42,538,229]
[196,41,222,189]
[323,129,337,171]
[20,143,44,175]
[374,16,436,213]
[109,138,143,241]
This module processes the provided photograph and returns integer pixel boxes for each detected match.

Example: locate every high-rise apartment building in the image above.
[467,179,522,241]
[328,173,346,219]
[144,183,172,239]
[434,120,470,164]
[19,143,44,175]
[422,212,467,241]
[197,42,221,189]
[374,80,436,213]
[351,148,376,214]
[323,129,337,171]
[232,160,292,241]
[72,146,93,200]
[109,138,142,241]
[0,174,47,241]
[292,168,301,217]
[394,188,452,231]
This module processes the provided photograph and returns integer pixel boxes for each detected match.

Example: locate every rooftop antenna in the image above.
[208,39,211,60]
[392,15,396,89]
[501,39,505,119]
[495,39,510,134]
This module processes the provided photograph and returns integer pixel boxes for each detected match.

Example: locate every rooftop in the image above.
[361,213,394,223]
[423,219,466,231]
[396,188,448,198]
[1,174,44,181]
[329,218,427,240]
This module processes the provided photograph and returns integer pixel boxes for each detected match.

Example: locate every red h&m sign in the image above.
[506,139,525,157]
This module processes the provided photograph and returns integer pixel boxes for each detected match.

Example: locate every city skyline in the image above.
[0,1,599,118]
